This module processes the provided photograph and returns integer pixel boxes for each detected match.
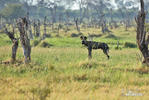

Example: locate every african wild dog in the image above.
[80,36,110,59]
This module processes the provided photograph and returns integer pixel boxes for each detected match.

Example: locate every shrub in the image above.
[39,41,53,48]
[104,34,117,39]
[46,34,51,38]
[88,34,102,38]
[32,40,40,47]
[124,42,137,48]
[71,33,82,37]
[115,46,122,50]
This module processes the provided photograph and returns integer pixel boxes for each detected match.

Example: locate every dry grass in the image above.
[0,77,149,100]
[0,26,149,100]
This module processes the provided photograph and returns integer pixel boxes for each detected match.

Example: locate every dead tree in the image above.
[101,20,111,34]
[33,20,36,36]
[0,16,2,27]
[125,19,131,31]
[109,9,119,29]
[12,23,15,35]
[26,12,33,39]
[57,14,63,34]
[135,0,149,65]
[109,8,113,29]
[51,6,57,24]
[37,20,41,37]
[65,11,71,32]
[33,19,40,37]
[43,16,47,39]
[34,19,41,37]
[17,17,31,64]
[4,26,18,63]
[74,18,80,32]
[113,21,119,28]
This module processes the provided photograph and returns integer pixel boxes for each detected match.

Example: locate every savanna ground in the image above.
[0,26,149,100]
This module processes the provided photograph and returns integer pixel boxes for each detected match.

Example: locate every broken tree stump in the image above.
[135,0,149,66]
[17,17,31,64]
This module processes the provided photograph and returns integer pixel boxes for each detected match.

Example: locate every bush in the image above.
[58,24,63,29]
[45,34,51,38]
[32,40,40,47]
[104,34,117,39]
[114,46,122,50]
[71,33,82,37]
[39,41,53,48]
[88,34,102,38]
[43,34,51,38]
[124,42,137,48]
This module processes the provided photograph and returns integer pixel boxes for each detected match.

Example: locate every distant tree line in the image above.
[1,0,149,22]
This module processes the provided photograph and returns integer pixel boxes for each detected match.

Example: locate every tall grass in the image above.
[0,26,149,100]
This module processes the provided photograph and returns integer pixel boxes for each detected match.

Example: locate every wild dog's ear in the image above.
[84,36,87,40]
[80,36,84,40]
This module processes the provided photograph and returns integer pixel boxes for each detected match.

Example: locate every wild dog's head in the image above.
[80,36,87,45]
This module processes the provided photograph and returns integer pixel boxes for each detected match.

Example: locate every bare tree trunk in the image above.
[4,26,18,63]
[0,16,2,27]
[12,23,16,35]
[135,0,149,66]
[33,20,36,36]
[125,20,128,31]
[36,20,40,37]
[33,20,40,37]
[74,18,80,32]
[12,40,18,62]
[17,18,31,64]
[79,7,86,24]
[110,8,113,29]
[50,7,56,24]
[41,16,47,40]
[102,21,110,34]
[54,6,57,23]
[26,12,33,39]
[49,8,54,31]
[102,23,105,34]
[65,11,70,33]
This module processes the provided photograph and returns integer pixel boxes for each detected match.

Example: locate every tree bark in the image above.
[17,17,31,64]
[26,12,33,39]
[74,18,80,32]
[135,0,149,65]
[36,19,41,37]
[43,16,47,39]
[0,16,2,27]
[4,26,18,63]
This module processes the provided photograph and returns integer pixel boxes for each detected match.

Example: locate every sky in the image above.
[31,0,139,10]
[68,0,117,10]
[71,0,138,10]
[65,0,118,10]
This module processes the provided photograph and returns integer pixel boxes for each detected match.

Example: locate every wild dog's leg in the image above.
[88,47,92,59]
[103,49,110,59]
